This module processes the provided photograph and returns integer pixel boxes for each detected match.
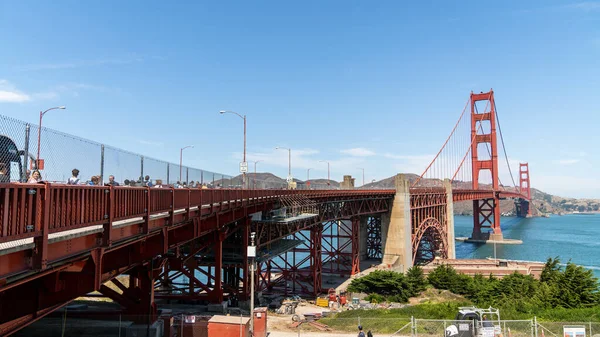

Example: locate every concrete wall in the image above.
[381,174,412,272]
[339,175,355,189]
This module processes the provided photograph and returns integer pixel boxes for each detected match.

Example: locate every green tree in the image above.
[541,257,562,284]
[466,273,488,305]
[406,266,428,297]
[496,272,538,301]
[555,262,599,308]
[451,273,474,295]
[427,264,459,291]
[347,270,412,303]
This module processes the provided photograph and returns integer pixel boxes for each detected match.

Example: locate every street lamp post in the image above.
[179,145,193,182]
[220,110,247,188]
[248,232,257,334]
[275,146,292,188]
[358,168,365,187]
[37,106,66,168]
[252,160,262,189]
[319,160,330,189]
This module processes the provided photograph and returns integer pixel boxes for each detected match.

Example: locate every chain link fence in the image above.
[14,311,600,337]
[0,114,232,186]
[288,317,600,337]
[536,321,600,337]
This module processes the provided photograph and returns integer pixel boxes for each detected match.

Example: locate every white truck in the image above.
[445,307,501,337]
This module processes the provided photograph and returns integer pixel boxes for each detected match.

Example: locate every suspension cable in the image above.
[474,101,505,189]
[412,98,470,187]
[452,120,484,182]
[494,100,517,189]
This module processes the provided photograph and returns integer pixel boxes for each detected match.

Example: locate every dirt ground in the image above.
[268,301,336,332]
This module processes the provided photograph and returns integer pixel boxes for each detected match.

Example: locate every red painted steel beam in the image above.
[351,217,360,275]
[0,185,396,335]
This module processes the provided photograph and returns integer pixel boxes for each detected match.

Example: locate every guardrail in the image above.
[0,183,396,245]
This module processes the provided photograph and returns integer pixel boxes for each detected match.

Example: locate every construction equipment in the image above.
[327,288,336,302]
[445,307,501,337]
[339,291,347,306]
[315,297,329,307]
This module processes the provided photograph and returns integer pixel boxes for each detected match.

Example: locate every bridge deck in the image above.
[0,184,396,279]
[0,185,527,257]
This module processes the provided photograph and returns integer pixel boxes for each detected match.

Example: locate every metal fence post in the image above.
[100,144,105,185]
[534,317,538,337]
[140,156,144,181]
[411,316,415,337]
[23,123,30,182]
[166,163,170,185]
[61,307,68,337]
[590,322,593,337]
[186,167,189,185]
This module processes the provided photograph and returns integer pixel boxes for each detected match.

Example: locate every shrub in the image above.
[347,270,412,303]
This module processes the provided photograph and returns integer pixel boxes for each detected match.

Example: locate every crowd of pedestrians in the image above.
[24,167,222,189]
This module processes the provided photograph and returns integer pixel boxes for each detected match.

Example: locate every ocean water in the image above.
[455,214,600,276]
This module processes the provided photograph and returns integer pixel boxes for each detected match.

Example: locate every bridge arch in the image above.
[412,217,448,265]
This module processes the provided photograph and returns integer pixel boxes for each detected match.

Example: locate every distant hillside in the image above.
[217,172,599,216]
[216,173,340,189]
[359,174,600,216]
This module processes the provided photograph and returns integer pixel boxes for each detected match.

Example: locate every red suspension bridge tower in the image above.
[516,163,532,217]
[413,89,532,244]
[470,90,503,241]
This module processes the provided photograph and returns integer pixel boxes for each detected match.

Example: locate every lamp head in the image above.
[219,110,226,114]
[58,106,66,109]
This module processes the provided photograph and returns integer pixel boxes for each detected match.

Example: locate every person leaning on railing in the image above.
[87,176,100,185]
[67,169,80,185]
[106,175,120,187]
[27,170,43,183]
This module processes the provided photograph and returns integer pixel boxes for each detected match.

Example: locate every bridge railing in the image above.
[115,187,147,220]
[47,185,110,233]
[0,183,396,247]
[0,184,44,243]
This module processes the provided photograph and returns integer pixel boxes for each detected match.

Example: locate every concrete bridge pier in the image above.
[380,174,412,272]
[515,198,531,217]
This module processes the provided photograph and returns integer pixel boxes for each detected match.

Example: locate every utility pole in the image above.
[37,106,66,168]
[248,232,257,333]
[358,168,365,186]
[252,160,262,189]
[220,110,247,188]
[320,160,330,189]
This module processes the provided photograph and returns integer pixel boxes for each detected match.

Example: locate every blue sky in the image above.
[0,1,599,197]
